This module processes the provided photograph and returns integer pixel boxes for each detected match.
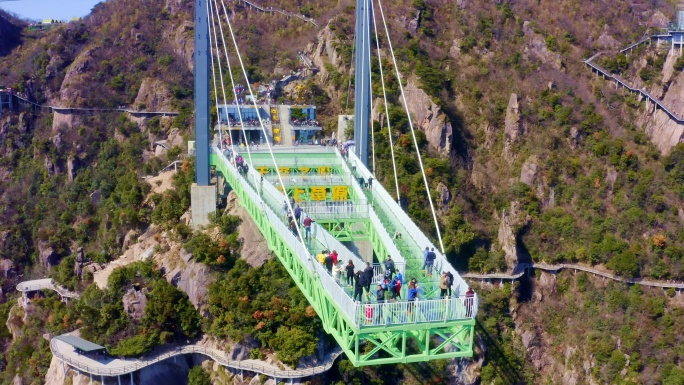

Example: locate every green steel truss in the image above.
[211,151,475,366]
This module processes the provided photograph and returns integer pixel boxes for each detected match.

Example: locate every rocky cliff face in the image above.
[403,77,453,155]
[637,50,684,154]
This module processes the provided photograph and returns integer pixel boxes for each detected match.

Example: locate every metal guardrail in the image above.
[585,54,684,124]
[463,262,684,289]
[51,338,343,378]
[215,148,478,324]
[237,0,318,26]
[346,150,472,298]
[16,279,80,299]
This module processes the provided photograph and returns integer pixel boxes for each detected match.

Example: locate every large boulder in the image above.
[38,240,60,269]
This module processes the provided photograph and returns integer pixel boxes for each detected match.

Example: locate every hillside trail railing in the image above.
[16,279,80,299]
[464,262,684,289]
[236,0,318,26]
[584,53,684,124]
[50,338,343,378]
[214,148,478,324]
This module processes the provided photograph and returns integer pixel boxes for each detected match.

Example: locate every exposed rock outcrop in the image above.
[311,25,345,93]
[520,155,539,187]
[168,20,194,71]
[57,48,93,108]
[637,56,684,154]
[403,77,453,155]
[497,201,527,270]
[122,287,148,320]
[503,93,522,162]
[225,191,272,267]
[158,247,215,313]
[133,78,173,112]
[522,21,562,70]
[38,240,60,269]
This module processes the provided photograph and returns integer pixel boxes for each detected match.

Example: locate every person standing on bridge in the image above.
[353,271,364,302]
[363,262,374,298]
[440,272,449,299]
[465,287,475,317]
[384,255,395,280]
[407,279,419,314]
[324,253,334,274]
[426,248,436,277]
[422,247,429,272]
[346,260,355,288]
[294,205,302,225]
[303,214,312,241]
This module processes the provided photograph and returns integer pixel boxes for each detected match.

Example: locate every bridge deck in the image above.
[212,146,476,366]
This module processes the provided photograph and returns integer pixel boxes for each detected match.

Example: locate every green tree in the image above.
[188,366,212,385]
[270,326,318,367]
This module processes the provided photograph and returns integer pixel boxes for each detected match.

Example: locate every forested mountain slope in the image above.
[0,0,683,384]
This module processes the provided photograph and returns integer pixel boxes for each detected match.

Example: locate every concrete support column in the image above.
[191,183,217,228]
[130,372,134,385]
[101,375,105,384]
[118,375,122,385]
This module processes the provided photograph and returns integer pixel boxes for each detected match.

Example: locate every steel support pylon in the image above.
[194,0,211,186]
[353,0,371,168]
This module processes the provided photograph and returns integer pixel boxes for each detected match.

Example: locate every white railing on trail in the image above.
[346,150,474,300]
[16,279,80,299]
[50,338,343,378]
[464,262,684,289]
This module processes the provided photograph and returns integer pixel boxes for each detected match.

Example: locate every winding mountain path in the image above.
[51,336,343,379]
[16,278,80,299]
[463,263,684,289]
[237,0,318,26]
[15,279,342,379]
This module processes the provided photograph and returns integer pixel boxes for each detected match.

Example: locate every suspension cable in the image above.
[210,0,257,186]
[366,1,376,175]
[217,0,315,266]
[370,0,400,202]
[207,0,232,158]
[376,0,445,253]
[345,11,357,112]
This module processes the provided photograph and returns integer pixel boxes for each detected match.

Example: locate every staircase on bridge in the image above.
[211,146,477,366]
[278,105,293,146]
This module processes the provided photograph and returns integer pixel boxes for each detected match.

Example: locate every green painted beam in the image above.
[210,151,475,366]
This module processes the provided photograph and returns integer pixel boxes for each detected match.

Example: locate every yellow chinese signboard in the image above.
[276,185,349,201]
[254,166,334,176]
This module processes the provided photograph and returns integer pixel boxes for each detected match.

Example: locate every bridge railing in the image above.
[217,148,369,287]
[261,174,354,185]
[354,295,478,326]
[347,150,473,299]
[296,201,369,220]
[337,151,408,267]
[215,149,315,272]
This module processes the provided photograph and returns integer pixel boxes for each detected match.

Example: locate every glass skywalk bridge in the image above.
[211,146,476,366]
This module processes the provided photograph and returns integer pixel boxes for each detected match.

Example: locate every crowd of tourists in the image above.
[290,118,320,127]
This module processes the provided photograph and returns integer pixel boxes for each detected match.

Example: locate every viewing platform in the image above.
[211,145,477,366]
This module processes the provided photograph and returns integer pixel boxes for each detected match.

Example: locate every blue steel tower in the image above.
[353,0,371,168]
[194,0,210,185]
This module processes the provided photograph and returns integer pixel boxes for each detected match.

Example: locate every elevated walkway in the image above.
[211,146,477,366]
[16,278,80,299]
[50,333,342,380]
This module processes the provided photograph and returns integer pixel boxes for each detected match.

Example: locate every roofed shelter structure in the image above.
[54,334,106,356]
